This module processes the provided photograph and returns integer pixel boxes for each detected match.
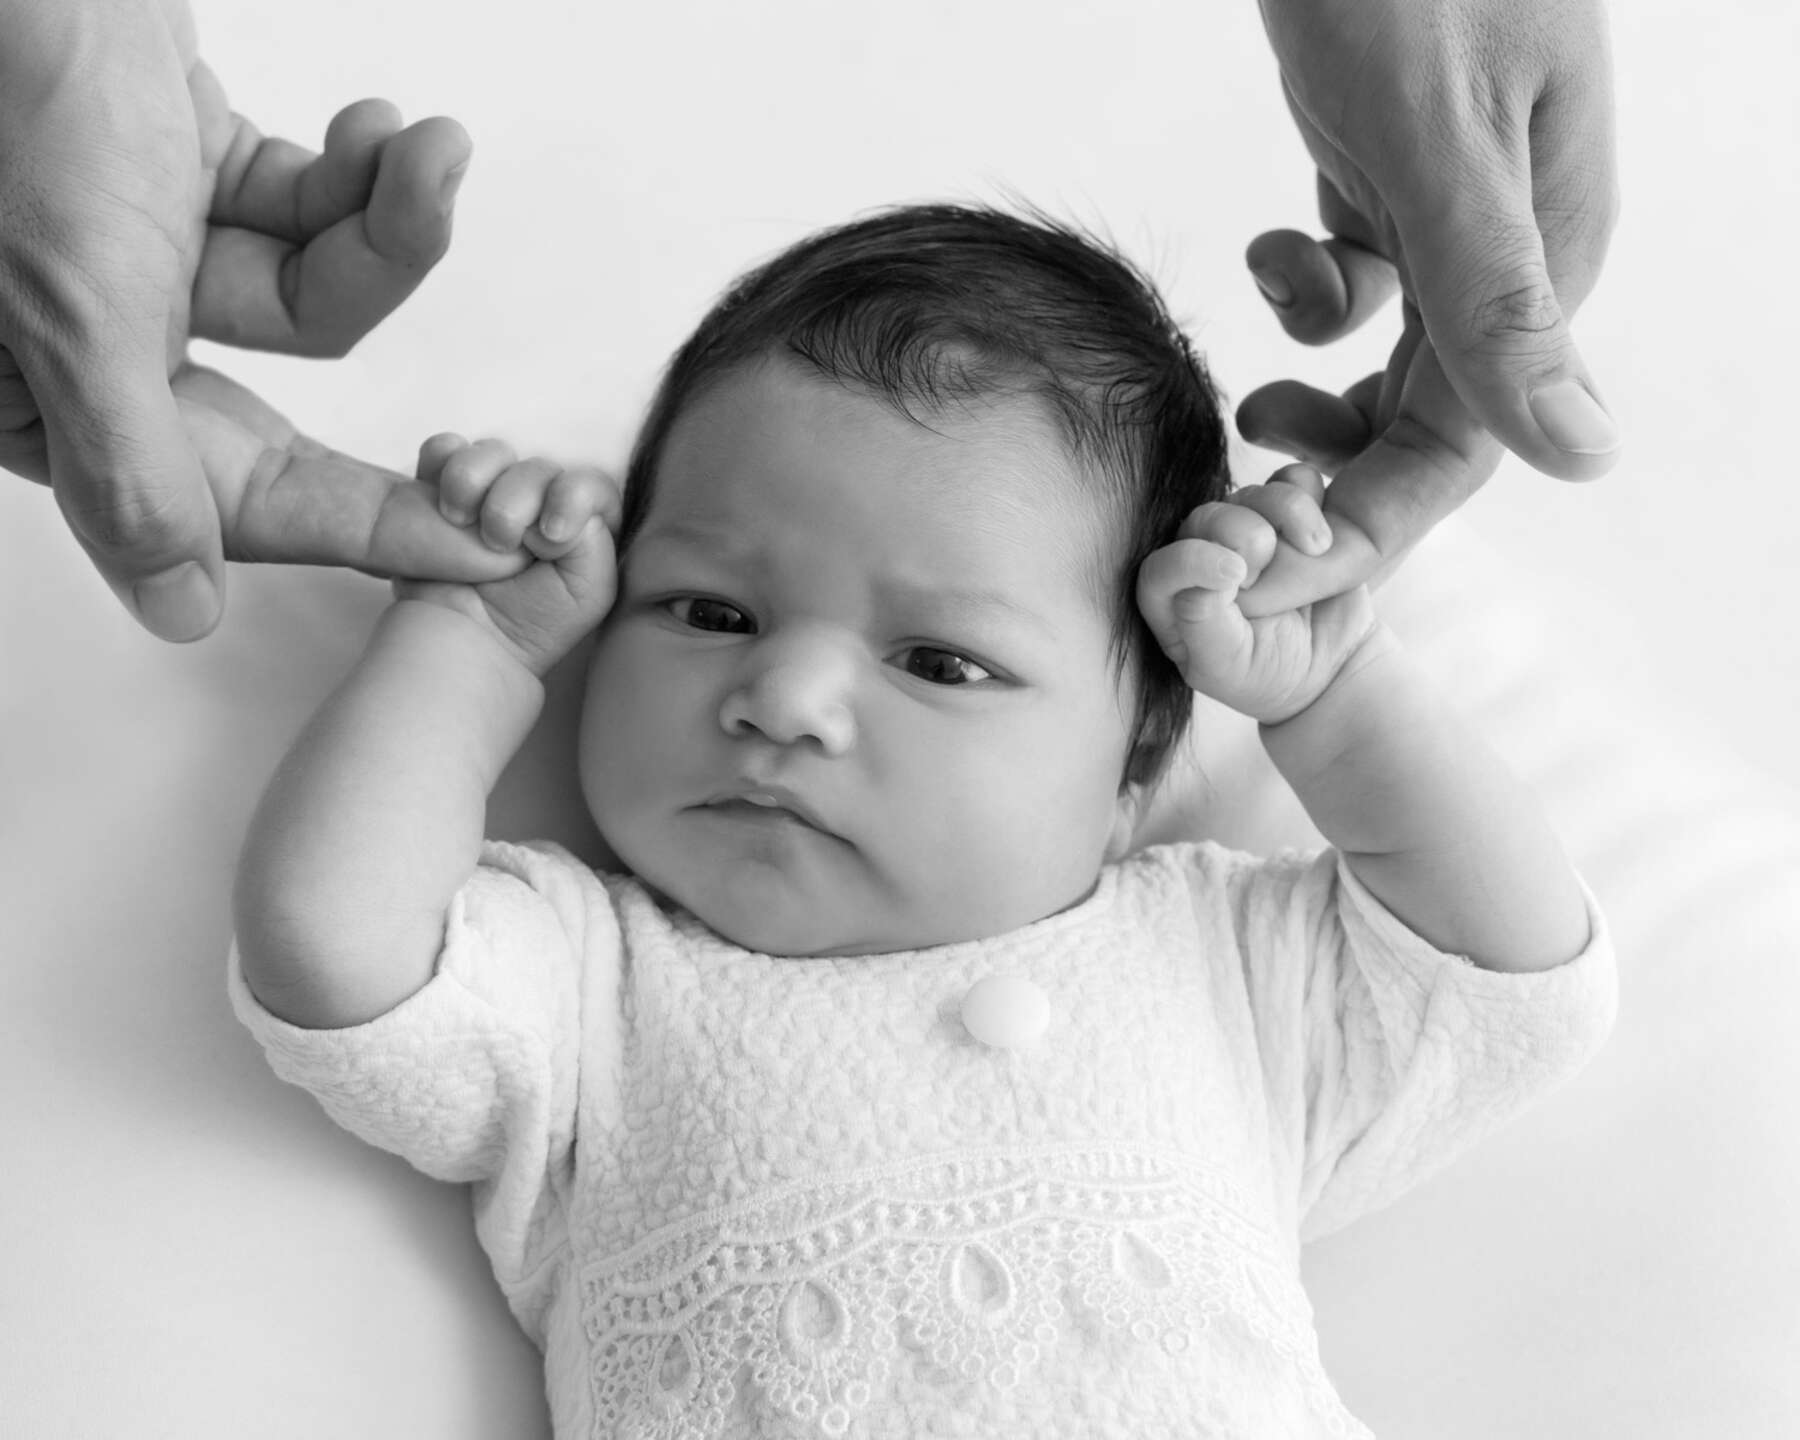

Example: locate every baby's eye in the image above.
[668,597,755,633]
[901,646,992,686]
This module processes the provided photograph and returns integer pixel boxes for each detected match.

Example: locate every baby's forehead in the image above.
[639,359,1127,601]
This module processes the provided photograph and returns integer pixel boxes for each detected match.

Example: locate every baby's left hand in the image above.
[1137,464,1378,725]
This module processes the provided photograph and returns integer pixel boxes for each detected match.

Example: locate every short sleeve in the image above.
[1214,846,1618,1243]
[228,839,608,1287]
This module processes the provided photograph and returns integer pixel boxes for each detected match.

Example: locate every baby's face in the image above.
[580,356,1141,955]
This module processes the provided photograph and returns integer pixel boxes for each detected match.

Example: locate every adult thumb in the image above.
[38,347,225,642]
[1396,162,1620,482]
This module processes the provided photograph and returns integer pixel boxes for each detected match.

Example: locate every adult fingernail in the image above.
[1250,267,1294,309]
[1529,379,1620,456]
[132,562,219,643]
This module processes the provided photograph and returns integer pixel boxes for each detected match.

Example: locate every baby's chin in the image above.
[631,857,1096,960]
[664,883,937,958]
[600,814,1107,957]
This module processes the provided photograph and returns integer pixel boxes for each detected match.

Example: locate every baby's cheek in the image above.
[919,735,1113,925]
[577,649,655,836]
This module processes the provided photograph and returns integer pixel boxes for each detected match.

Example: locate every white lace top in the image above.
[228,838,1616,1439]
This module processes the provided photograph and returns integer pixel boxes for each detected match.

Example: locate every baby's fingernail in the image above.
[1174,588,1209,623]
[1250,267,1294,309]
[1306,524,1332,554]
[1529,379,1620,456]
[441,162,469,209]
[540,513,571,543]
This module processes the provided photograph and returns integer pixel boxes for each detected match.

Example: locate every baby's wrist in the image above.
[1257,622,1405,740]
[388,582,559,684]
[378,596,547,722]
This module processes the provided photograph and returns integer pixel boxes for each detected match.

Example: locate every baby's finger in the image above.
[1136,538,1252,678]
[1177,500,1278,588]
[415,431,466,486]
[551,514,622,617]
[1269,461,1326,503]
[1228,465,1332,556]
[528,465,621,557]
[480,457,561,552]
[435,437,515,525]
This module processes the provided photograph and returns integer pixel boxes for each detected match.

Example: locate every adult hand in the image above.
[1236,0,1619,616]
[167,363,537,588]
[0,0,471,640]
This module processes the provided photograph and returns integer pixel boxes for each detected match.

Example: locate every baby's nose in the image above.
[719,638,856,756]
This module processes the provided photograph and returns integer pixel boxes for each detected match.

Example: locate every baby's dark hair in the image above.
[619,202,1231,791]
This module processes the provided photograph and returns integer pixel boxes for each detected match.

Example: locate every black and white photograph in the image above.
[2,1,1795,1436]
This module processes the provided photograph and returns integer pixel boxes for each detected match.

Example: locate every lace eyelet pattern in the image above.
[583,1146,1366,1439]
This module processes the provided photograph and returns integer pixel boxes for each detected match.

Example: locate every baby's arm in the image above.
[1138,465,1588,973]
[233,437,619,1029]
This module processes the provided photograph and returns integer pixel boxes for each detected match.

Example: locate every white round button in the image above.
[960,975,1051,1050]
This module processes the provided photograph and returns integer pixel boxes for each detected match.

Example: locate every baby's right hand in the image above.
[400,433,622,677]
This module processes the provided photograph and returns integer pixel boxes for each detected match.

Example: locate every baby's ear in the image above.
[1106,782,1145,862]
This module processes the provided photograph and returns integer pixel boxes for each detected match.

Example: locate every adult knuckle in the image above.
[0,363,43,433]
[1449,272,1568,364]
[1475,279,1560,338]
[1,233,121,368]
[58,477,185,556]
[1381,413,1467,473]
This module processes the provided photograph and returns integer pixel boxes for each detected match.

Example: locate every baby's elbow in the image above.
[232,867,335,1028]
[232,865,435,1030]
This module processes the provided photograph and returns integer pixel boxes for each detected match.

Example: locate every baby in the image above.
[230,204,1617,1438]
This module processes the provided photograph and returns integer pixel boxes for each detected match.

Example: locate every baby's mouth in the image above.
[709,795,806,823]
[698,785,834,836]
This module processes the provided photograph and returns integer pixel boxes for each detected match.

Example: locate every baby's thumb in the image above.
[1398,169,1619,482]
[564,512,621,618]
[41,352,225,642]
[1137,542,1248,687]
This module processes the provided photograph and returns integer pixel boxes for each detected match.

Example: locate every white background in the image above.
[3,1,1797,1436]
[193,0,1800,791]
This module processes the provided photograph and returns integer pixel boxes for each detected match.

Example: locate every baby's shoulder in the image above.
[1117,837,1322,889]
[1109,840,1340,937]
[466,838,635,938]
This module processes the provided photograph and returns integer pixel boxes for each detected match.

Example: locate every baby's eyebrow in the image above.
[880,580,1051,637]
[630,520,734,555]
[633,522,1052,636]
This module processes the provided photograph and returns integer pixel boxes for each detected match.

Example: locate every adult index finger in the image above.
[1234,341,1503,618]
[174,367,528,582]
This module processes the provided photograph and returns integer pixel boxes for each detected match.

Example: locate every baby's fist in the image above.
[420,433,618,560]
[405,433,622,676]
[1137,464,1375,724]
